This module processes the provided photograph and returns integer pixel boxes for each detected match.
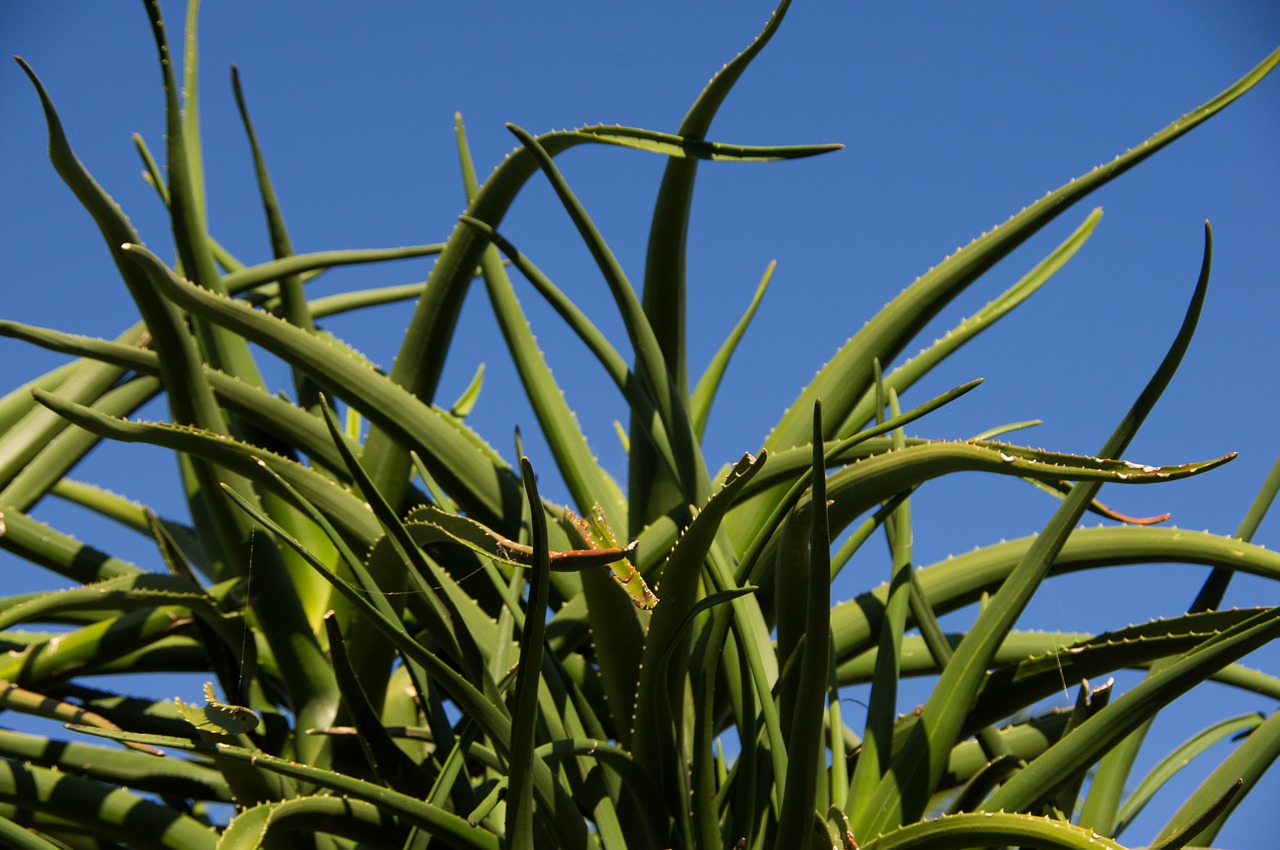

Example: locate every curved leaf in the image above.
[0,756,218,850]
[218,796,401,850]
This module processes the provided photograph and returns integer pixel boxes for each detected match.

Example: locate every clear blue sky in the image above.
[3,2,1279,845]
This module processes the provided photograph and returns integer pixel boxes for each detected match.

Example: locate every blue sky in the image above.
[3,2,1280,845]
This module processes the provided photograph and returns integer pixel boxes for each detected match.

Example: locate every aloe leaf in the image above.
[230,63,325,423]
[857,811,1126,850]
[1023,478,1172,526]
[117,237,344,631]
[857,222,1213,836]
[0,682,161,755]
[50,478,150,535]
[456,214,687,492]
[388,515,545,666]
[983,608,1280,815]
[450,363,485,418]
[221,477,418,660]
[1050,680,1115,819]
[967,611,1277,726]
[221,243,445,295]
[31,389,382,549]
[574,124,839,162]
[321,613,432,799]
[739,49,1279,544]
[0,606,192,691]
[0,757,218,850]
[831,524,1280,667]
[1189,451,1280,621]
[837,627,1280,702]
[1,376,159,512]
[139,2,216,293]
[134,130,169,205]
[219,484,522,773]
[316,400,490,704]
[506,458,552,850]
[73,725,498,850]
[371,119,821,509]
[394,505,633,575]
[838,208,1100,437]
[692,259,775,439]
[305,281,428,317]
[845,391,915,820]
[970,419,1042,441]
[1150,784,1244,850]
[12,58,180,345]
[28,388,343,759]
[219,480,587,850]
[179,0,205,221]
[0,726,228,801]
[662,453,774,846]
[119,242,523,528]
[0,326,147,489]
[174,681,260,738]
[146,2,271,401]
[783,440,1232,595]
[218,795,401,849]
[776,403,834,849]
[229,64,308,328]
[0,319,367,479]
[457,217,629,386]
[829,493,907,585]
[943,713,1071,788]
[0,358,76,433]
[0,83,244,578]
[1114,712,1264,837]
[509,123,711,511]
[634,0,801,536]
[831,442,1227,513]
[0,505,142,583]
[0,814,65,850]
[13,54,240,579]
[0,572,232,634]
[906,551,1022,760]
[1082,443,1280,836]
[456,119,627,530]
[733,380,981,585]
[634,452,767,769]
[145,512,251,697]
[1150,708,1280,847]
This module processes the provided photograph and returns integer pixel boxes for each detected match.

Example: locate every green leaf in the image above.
[1115,712,1265,836]
[1152,708,1280,847]
[175,682,261,737]
[739,46,1279,548]
[0,727,229,802]
[0,755,218,849]
[217,796,401,850]
[775,402,834,849]
[984,608,1280,813]
[838,208,1100,438]
[634,0,802,536]
[69,726,497,850]
[506,457,553,850]
[508,123,710,511]
[857,223,1214,836]
[831,523,1280,670]
[857,811,1126,850]
[117,243,522,529]
[692,259,775,439]
[0,504,142,583]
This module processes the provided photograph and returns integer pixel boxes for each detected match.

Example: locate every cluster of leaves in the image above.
[1,1,1278,849]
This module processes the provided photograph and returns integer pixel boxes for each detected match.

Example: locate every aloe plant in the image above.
[1,2,1277,849]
